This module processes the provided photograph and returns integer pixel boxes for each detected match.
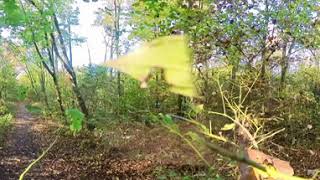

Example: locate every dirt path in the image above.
[0,103,42,179]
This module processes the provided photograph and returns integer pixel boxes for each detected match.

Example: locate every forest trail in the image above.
[0,102,42,179]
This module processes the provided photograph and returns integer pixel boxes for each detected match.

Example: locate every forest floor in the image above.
[0,103,216,179]
[0,103,319,179]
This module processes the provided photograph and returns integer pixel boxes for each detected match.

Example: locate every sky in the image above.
[72,0,107,66]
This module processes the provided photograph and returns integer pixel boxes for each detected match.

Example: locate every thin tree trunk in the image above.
[280,43,288,90]
[40,64,50,110]
[109,36,114,76]
[25,64,39,97]
[87,42,92,66]
[103,35,110,63]
[32,36,66,119]
[68,19,73,67]
[231,63,238,81]
[52,13,90,120]
[280,41,294,90]
[115,0,122,98]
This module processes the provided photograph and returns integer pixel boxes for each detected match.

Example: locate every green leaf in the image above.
[106,35,197,97]
[162,114,174,125]
[66,109,84,134]
[160,114,179,133]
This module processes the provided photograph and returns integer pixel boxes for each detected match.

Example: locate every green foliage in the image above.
[66,109,84,135]
[0,114,13,129]
[0,101,9,116]
[0,59,18,102]
[0,0,25,26]
[16,85,28,101]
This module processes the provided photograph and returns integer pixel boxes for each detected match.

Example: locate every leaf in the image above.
[161,114,173,125]
[186,131,201,142]
[186,131,207,151]
[221,123,235,131]
[193,104,204,114]
[254,165,311,180]
[66,109,84,134]
[160,114,179,133]
[105,35,197,97]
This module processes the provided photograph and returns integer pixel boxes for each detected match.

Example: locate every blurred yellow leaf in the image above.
[254,165,312,180]
[106,35,197,97]
[221,123,235,131]
[194,104,204,113]
[103,14,114,25]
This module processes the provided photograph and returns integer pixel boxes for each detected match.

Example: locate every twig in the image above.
[19,136,58,180]
[202,138,267,172]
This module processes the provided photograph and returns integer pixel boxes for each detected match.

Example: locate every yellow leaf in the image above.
[194,104,204,113]
[254,165,312,180]
[103,14,114,25]
[106,35,197,97]
[221,123,235,131]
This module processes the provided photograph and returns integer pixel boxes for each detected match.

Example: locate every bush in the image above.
[0,113,13,145]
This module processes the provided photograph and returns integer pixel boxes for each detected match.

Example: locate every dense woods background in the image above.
[0,0,320,179]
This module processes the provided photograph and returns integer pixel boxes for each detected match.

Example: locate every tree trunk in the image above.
[52,74,66,120]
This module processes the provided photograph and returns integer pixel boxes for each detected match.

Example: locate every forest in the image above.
[0,0,320,179]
